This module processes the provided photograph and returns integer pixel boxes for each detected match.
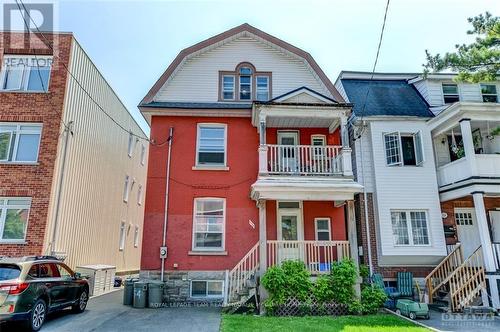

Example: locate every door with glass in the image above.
[277,202,303,263]
[277,131,298,172]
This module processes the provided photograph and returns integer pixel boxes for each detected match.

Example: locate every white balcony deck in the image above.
[437,154,500,187]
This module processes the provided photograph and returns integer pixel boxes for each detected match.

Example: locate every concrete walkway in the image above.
[5,289,222,332]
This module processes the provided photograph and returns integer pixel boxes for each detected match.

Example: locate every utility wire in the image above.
[15,0,169,146]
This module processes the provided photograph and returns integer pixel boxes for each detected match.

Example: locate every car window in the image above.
[0,264,21,280]
[28,264,39,278]
[56,264,73,279]
[38,263,61,278]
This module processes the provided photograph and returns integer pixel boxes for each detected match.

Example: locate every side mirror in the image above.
[74,272,81,279]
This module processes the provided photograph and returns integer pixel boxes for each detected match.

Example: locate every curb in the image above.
[383,308,442,332]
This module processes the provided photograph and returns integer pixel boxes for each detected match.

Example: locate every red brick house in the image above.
[139,24,362,303]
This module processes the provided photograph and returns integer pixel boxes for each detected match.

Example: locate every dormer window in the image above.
[442,83,459,104]
[480,84,498,103]
[219,62,271,102]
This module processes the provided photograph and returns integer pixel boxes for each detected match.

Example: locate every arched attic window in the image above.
[219,62,271,102]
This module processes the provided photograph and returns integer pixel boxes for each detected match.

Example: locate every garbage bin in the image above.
[148,281,165,308]
[133,281,148,308]
[123,278,138,305]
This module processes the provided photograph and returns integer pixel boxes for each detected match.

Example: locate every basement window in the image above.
[190,280,224,298]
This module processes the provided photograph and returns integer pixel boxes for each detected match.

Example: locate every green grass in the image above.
[221,314,429,332]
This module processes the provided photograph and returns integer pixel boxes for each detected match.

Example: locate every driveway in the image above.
[416,309,500,332]
[4,289,221,332]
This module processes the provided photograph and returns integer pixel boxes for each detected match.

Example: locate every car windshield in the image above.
[0,264,21,281]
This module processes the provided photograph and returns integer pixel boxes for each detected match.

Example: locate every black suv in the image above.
[0,256,89,331]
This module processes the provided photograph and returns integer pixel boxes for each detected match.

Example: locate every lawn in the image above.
[221,313,429,332]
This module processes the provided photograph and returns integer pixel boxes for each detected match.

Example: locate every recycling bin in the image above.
[123,278,138,305]
[133,281,148,308]
[148,281,165,308]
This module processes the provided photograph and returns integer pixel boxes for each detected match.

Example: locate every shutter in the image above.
[414,131,424,166]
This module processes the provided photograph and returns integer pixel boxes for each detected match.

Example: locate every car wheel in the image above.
[395,309,401,315]
[409,312,417,320]
[29,299,47,331]
[72,290,88,313]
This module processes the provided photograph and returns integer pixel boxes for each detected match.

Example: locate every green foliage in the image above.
[312,275,335,303]
[2,210,27,240]
[261,260,312,305]
[261,266,287,304]
[330,259,357,304]
[424,12,500,83]
[359,264,370,279]
[349,285,388,315]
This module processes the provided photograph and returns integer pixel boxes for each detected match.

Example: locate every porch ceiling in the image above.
[250,177,363,201]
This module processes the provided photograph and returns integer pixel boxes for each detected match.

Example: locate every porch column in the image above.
[258,200,268,303]
[459,118,478,176]
[473,191,500,308]
[347,200,361,298]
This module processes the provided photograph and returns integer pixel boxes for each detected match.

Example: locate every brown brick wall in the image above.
[0,32,72,256]
[355,193,434,278]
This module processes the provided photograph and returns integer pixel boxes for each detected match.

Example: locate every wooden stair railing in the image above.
[227,242,259,303]
[449,246,486,312]
[425,243,463,304]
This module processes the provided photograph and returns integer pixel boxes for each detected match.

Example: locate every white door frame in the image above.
[277,201,304,241]
[277,131,299,145]
[455,207,482,258]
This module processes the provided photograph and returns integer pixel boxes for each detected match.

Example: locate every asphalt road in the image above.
[2,289,221,332]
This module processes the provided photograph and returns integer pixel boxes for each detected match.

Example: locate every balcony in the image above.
[437,153,500,187]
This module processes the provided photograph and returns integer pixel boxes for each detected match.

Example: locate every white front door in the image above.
[277,131,298,172]
[455,208,482,258]
[277,202,303,262]
[490,210,500,243]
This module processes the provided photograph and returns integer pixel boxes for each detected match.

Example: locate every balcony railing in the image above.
[437,154,500,187]
[258,144,352,176]
[266,240,350,274]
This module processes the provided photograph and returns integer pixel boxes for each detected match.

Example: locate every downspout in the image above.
[49,121,74,256]
[358,120,374,276]
[161,127,174,282]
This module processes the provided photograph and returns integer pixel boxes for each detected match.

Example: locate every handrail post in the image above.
[259,145,269,175]
[340,147,353,176]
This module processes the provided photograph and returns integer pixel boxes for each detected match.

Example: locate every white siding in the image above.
[433,134,451,167]
[154,36,332,102]
[459,83,483,102]
[44,38,148,273]
[415,79,500,106]
[368,120,446,263]
[412,80,429,103]
[334,79,349,102]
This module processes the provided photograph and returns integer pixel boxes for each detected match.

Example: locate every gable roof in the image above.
[341,79,433,118]
[270,86,338,103]
[140,23,344,106]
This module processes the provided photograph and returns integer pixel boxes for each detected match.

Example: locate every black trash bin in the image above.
[133,281,148,308]
[123,278,137,305]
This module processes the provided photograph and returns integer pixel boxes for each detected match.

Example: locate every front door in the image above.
[277,202,303,262]
[277,131,298,172]
[455,208,481,258]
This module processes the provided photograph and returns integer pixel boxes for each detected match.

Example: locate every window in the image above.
[256,76,269,101]
[38,263,60,278]
[119,221,126,251]
[239,67,252,100]
[1,56,52,92]
[56,263,73,279]
[315,218,331,241]
[0,198,31,242]
[480,84,498,102]
[192,198,225,250]
[383,131,423,166]
[0,123,42,163]
[140,144,146,165]
[196,124,226,166]
[190,280,224,298]
[391,210,429,246]
[455,210,474,225]
[442,83,459,104]
[311,135,326,157]
[134,225,139,248]
[123,176,130,202]
[137,185,143,205]
[222,75,235,100]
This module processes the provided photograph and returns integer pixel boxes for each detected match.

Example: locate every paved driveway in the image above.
[4,289,221,332]
[417,309,500,332]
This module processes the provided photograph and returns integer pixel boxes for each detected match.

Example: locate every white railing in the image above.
[493,242,500,270]
[266,240,350,274]
[436,154,500,187]
[260,144,348,176]
[227,242,259,303]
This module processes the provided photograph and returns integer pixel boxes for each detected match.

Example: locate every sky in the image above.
[3,0,499,134]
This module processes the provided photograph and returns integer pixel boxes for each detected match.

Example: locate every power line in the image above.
[15,0,168,146]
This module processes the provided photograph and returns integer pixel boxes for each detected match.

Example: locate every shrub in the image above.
[330,259,357,305]
[359,285,387,314]
[312,275,335,303]
[261,265,287,304]
[261,260,312,304]
[359,264,370,279]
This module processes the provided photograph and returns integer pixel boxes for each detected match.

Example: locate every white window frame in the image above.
[0,55,52,92]
[119,221,126,251]
[390,210,430,246]
[0,197,31,243]
[239,73,252,100]
[314,217,331,241]
[195,123,227,167]
[190,280,224,298]
[123,175,130,202]
[383,131,424,167]
[0,123,42,163]
[256,75,269,101]
[480,83,498,102]
[192,197,226,251]
[442,83,460,104]
[222,75,235,101]
[137,184,143,205]
[127,133,135,157]
[133,225,139,248]
[140,144,146,165]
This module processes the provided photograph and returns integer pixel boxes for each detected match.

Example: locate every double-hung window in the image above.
[192,198,225,251]
[315,218,331,241]
[0,123,42,163]
[442,83,459,104]
[239,67,252,100]
[480,84,498,103]
[196,124,226,166]
[311,135,326,158]
[222,75,235,100]
[0,198,31,242]
[1,56,52,92]
[391,210,429,246]
[256,76,269,101]
[383,131,424,166]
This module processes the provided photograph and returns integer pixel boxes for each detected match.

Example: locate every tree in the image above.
[423,12,500,82]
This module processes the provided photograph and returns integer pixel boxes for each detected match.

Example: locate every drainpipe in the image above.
[161,127,174,282]
[49,121,74,256]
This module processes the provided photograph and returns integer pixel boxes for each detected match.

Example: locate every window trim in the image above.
[119,221,126,251]
[314,217,331,241]
[221,74,235,101]
[195,123,227,168]
[480,83,498,102]
[0,197,31,243]
[256,75,270,101]
[390,210,431,247]
[383,131,424,167]
[0,55,53,93]
[190,280,224,298]
[218,62,272,101]
[0,123,43,164]
[441,83,460,104]
[191,197,226,252]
